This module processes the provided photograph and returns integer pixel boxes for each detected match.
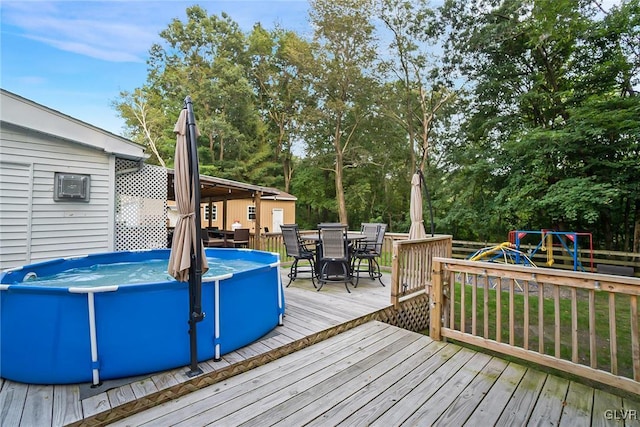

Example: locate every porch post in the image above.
[430,259,443,341]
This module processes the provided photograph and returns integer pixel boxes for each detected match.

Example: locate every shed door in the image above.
[272,208,284,233]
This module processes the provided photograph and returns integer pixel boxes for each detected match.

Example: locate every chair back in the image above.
[373,223,387,255]
[319,225,348,260]
[201,229,211,245]
[281,224,304,257]
[360,223,379,250]
[360,223,379,239]
[317,222,343,228]
[234,228,250,243]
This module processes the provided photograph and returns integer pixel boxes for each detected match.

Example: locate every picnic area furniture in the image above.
[281,224,317,287]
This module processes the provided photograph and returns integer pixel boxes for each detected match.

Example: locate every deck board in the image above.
[431,356,509,426]
[53,385,82,427]
[464,362,528,426]
[494,367,548,426]
[560,381,594,427]
[527,374,571,426]
[21,384,53,427]
[1,270,639,426]
[0,381,29,427]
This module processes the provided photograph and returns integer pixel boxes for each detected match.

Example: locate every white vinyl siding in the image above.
[0,162,32,267]
[0,126,113,269]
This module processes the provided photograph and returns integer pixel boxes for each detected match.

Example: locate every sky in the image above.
[1,1,311,136]
[1,0,623,138]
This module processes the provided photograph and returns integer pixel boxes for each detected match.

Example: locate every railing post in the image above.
[390,241,400,308]
[430,259,443,341]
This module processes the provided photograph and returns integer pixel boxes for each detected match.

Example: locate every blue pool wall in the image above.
[0,248,284,384]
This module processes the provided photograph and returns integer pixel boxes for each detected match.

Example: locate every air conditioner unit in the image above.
[54,173,90,202]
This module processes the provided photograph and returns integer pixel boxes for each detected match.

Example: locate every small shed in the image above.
[166,171,291,235]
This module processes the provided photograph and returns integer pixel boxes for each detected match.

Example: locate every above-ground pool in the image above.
[0,248,284,385]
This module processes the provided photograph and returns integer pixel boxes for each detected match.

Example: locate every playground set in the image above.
[468,229,594,273]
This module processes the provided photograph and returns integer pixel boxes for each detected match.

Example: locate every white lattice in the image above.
[115,160,168,251]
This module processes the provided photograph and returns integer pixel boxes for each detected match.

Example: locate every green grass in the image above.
[450,279,637,379]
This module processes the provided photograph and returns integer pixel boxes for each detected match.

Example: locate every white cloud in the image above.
[2,1,161,63]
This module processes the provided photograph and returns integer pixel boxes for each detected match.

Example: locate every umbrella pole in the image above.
[185,96,204,377]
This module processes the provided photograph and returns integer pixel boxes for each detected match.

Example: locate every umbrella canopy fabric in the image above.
[168,108,208,282]
[408,173,427,240]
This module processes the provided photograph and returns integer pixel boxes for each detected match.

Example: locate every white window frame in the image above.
[247,205,256,221]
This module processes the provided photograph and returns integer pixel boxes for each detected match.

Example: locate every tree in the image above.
[248,25,315,192]
[116,6,278,184]
[308,0,378,225]
[114,86,172,167]
[440,0,639,248]
[377,0,455,174]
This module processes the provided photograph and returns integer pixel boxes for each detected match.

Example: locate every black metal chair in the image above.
[281,224,316,287]
[317,224,353,293]
[353,223,387,287]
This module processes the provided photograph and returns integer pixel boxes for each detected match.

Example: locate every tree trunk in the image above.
[634,199,640,254]
[208,134,215,164]
[335,149,348,225]
[334,116,348,225]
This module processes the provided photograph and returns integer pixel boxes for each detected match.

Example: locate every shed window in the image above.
[247,205,256,220]
[204,205,217,221]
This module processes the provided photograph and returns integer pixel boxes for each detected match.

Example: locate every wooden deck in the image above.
[1,270,638,426]
[108,321,640,427]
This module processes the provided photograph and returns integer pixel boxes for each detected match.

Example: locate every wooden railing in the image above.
[430,257,640,395]
[389,235,453,308]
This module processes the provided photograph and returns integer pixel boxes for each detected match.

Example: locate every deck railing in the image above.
[430,257,640,395]
[389,235,453,308]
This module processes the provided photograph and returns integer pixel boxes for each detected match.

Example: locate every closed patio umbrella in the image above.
[408,173,427,240]
[167,97,208,376]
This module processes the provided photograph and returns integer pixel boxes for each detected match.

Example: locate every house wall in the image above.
[0,124,114,270]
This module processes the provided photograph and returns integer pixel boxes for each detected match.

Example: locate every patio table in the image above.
[302,232,366,278]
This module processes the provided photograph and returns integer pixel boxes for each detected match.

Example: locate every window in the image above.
[204,205,217,221]
[247,205,256,220]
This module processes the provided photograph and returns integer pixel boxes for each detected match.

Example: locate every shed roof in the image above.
[167,170,282,202]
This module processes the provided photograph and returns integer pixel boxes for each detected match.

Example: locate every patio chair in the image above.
[281,224,316,287]
[227,228,250,248]
[202,229,225,247]
[352,223,387,287]
[353,223,380,256]
[317,224,353,293]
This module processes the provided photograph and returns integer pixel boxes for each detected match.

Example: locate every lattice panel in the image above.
[114,160,167,251]
[377,293,431,332]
